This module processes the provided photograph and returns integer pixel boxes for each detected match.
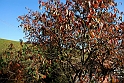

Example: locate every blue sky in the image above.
[0,0,124,41]
[0,0,40,41]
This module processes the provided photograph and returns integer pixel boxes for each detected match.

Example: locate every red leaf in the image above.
[101,3,106,8]
[112,14,116,17]
[93,3,99,8]
[78,29,81,33]
[120,25,124,31]
[42,2,45,6]
[97,0,102,3]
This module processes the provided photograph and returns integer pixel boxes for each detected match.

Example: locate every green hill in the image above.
[0,38,21,55]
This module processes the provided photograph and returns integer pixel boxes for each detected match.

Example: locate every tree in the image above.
[18,0,124,83]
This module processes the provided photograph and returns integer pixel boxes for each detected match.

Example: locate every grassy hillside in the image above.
[0,38,21,55]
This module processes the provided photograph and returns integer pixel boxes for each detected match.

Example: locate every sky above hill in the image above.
[0,0,124,41]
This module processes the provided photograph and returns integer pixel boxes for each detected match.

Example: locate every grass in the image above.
[0,38,21,55]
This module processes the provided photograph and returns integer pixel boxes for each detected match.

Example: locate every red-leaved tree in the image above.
[18,0,124,83]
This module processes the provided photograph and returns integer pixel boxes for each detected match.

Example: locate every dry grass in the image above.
[0,38,21,55]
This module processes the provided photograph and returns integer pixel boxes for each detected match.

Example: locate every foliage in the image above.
[0,43,24,83]
[8,0,124,83]
[0,43,47,83]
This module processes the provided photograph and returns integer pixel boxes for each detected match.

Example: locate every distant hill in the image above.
[0,38,21,55]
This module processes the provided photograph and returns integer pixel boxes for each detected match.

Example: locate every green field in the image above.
[0,38,21,55]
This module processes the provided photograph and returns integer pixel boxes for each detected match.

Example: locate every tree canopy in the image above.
[17,0,124,83]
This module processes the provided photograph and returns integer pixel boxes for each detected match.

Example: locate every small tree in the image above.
[18,0,124,83]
